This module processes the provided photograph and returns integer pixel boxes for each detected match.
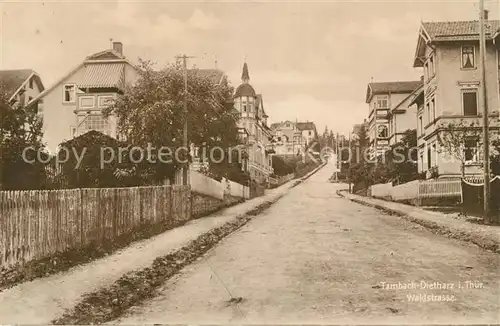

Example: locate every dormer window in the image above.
[29,78,34,89]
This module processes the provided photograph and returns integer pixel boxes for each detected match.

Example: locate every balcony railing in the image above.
[76,93,116,112]
[265,144,275,154]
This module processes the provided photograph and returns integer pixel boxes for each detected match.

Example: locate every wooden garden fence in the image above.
[0,185,190,269]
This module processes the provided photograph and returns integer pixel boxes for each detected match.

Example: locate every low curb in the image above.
[337,190,500,255]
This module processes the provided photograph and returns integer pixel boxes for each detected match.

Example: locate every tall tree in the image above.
[0,85,48,190]
[105,60,241,182]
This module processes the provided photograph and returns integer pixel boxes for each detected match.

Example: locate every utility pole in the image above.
[479,1,491,223]
[348,131,352,193]
[176,54,195,186]
[336,132,340,181]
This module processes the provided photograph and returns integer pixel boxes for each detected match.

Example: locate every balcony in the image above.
[265,144,275,154]
[75,93,116,113]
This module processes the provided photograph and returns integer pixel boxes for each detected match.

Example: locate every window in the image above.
[426,103,430,124]
[427,147,432,169]
[63,84,76,103]
[376,95,389,109]
[308,131,312,136]
[464,136,479,162]
[429,98,436,123]
[462,90,478,116]
[377,125,388,138]
[29,78,34,89]
[430,55,435,76]
[84,114,110,134]
[461,46,475,69]
[419,116,423,134]
[432,143,437,166]
[242,104,247,112]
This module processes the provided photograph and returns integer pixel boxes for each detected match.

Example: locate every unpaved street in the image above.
[115,163,499,325]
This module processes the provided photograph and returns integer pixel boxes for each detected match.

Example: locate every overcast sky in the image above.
[1,0,498,135]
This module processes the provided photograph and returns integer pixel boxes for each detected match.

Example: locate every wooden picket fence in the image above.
[418,179,462,198]
[0,185,190,269]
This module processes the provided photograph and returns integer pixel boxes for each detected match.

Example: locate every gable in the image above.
[0,69,34,100]
[86,50,125,61]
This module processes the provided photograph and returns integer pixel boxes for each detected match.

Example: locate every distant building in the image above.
[0,69,44,107]
[365,80,422,158]
[411,17,500,178]
[271,120,317,156]
[28,41,140,153]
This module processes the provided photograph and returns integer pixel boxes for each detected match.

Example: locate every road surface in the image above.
[115,163,499,325]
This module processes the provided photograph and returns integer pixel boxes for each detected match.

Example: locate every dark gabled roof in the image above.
[352,124,364,135]
[234,83,256,98]
[414,20,500,67]
[193,69,226,85]
[366,81,422,103]
[0,69,42,100]
[270,122,281,130]
[256,94,268,117]
[408,84,425,107]
[296,122,316,131]
[422,20,500,42]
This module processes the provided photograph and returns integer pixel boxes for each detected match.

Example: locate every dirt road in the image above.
[115,163,499,324]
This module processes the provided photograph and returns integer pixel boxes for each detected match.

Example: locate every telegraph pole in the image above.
[176,54,195,185]
[479,1,491,223]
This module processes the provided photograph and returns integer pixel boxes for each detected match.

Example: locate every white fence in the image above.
[370,182,393,198]
[223,178,250,199]
[418,179,461,198]
[190,171,249,200]
[369,179,462,203]
[190,170,225,200]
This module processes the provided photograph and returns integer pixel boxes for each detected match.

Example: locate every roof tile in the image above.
[422,20,500,41]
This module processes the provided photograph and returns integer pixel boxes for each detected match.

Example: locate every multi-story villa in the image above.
[28,42,140,153]
[271,120,317,156]
[365,80,422,158]
[411,16,500,178]
[232,63,274,184]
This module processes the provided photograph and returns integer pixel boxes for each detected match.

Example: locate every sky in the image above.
[1,0,499,136]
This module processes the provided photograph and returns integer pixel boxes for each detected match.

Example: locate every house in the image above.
[271,120,317,156]
[296,121,318,147]
[0,69,44,107]
[232,62,274,184]
[365,80,422,158]
[411,15,500,178]
[271,121,304,155]
[28,42,140,153]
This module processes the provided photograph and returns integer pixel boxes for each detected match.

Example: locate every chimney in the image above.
[484,9,489,20]
[112,42,123,55]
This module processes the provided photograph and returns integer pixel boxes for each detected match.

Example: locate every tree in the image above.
[387,129,418,184]
[0,86,48,190]
[437,119,485,177]
[105,60,240,183]
[53,130,148,188]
